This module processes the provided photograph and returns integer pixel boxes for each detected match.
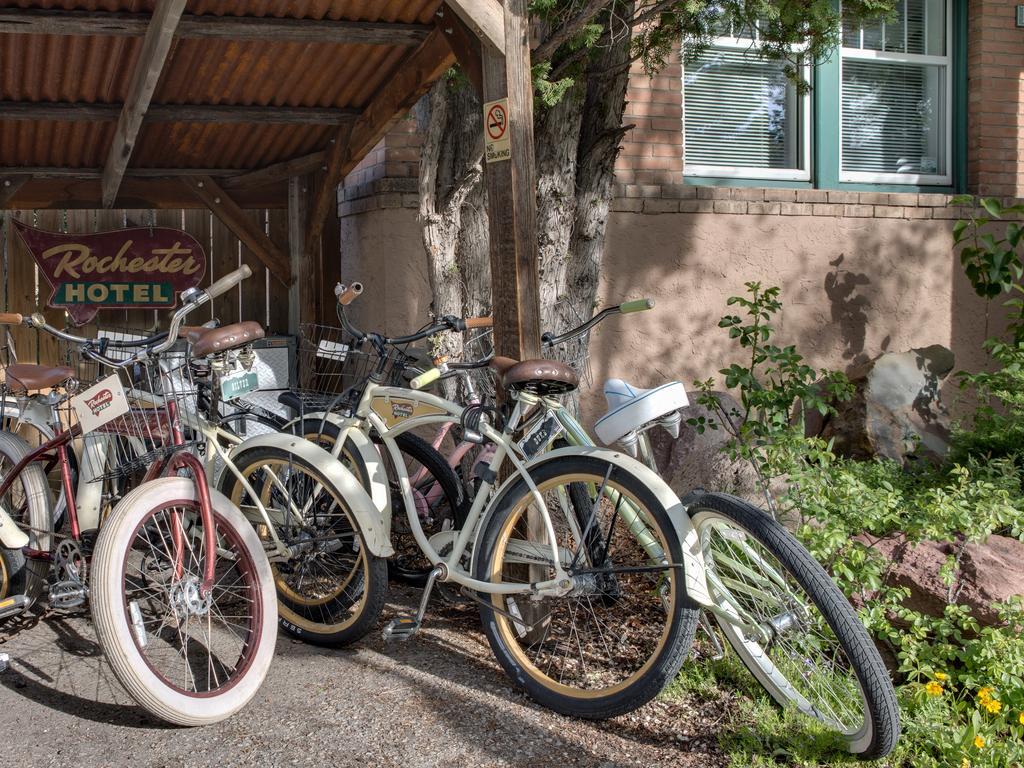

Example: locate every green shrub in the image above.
[684,277,1024,767]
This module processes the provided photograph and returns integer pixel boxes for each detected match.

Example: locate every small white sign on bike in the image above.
[71,374,130,434]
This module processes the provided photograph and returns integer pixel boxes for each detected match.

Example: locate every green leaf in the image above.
[981,197,1004,218]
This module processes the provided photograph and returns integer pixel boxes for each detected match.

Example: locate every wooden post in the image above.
[481,0,541,361]
[287,175,317,336]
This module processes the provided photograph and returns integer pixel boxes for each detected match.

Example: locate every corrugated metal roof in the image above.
[0,0,442,178]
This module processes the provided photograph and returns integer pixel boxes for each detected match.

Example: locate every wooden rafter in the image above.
[444,0,504,55]
[5,177,287,210]
[0,167,236,179]
[221,152,327,191]
[187,177,292,285]
[0,9,431,46]
[2,102,359,125]
[304,28,456,259]
[101,0,187,208]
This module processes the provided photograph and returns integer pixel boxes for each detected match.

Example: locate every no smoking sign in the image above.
[483,98,511,163]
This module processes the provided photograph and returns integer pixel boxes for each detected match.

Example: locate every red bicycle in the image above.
[0,265,277,725]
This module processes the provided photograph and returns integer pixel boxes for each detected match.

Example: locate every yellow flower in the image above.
[1019,712,1024,726]
[935,672,949,681]
[985,699,1002,714]
[961,759,971,768]
[978,687,994,702]
[974,735,985,750]
[925,681,944,696]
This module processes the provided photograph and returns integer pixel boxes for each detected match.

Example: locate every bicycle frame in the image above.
[0,391,219,591]
[337,380,578,597]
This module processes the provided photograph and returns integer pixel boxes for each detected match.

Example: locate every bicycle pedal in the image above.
[49,582,87,610]
[0,594,28,621]
[382,616,421,642]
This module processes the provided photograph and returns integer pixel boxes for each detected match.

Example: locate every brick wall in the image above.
[610,185,968,219]
[615,57,684,186]
[340,6,1024,215]
[967,0,1024,197]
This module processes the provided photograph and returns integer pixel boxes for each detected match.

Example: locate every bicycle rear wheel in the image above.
[90,477,277,725]
[474,453,698,719]
[687,492,899,760]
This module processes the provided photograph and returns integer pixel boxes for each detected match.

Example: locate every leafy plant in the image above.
[951,195,1024,303]
[688,282,853,491]
[675,279,1024,767]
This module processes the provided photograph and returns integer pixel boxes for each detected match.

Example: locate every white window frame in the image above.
[838,0,953,185]
[683,36,813,182]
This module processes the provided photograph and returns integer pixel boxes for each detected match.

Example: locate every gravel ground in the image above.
[0,587,727,768]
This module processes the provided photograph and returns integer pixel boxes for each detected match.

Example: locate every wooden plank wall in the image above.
[0,208,303,369]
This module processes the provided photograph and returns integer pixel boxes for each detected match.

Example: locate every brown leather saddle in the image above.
[185,321,265,358]
[3,363,75,392]
[489,356,579,395]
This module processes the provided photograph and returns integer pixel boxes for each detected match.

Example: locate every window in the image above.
[840,0,951,184]
[681,0,960,190]
[684,26,810,181]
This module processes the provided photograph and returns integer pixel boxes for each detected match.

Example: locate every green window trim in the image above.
[685,0,967,193]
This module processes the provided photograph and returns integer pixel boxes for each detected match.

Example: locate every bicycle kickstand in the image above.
[382,565,443,642]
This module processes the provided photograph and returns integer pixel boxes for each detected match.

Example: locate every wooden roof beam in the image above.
[101,0,187,208]
[187,176,292,286]
[1,101,359,125]
[304,28,456,259]
[0,9,431,46]
[221,151,327,191]
[0,167,240,179]
[443,0,504,55]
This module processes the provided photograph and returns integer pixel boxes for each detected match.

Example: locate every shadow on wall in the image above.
[586,208,981,428]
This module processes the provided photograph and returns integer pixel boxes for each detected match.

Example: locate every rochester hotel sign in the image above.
[13,221,207,325]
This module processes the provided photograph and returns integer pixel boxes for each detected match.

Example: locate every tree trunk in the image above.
[418,5,636,408]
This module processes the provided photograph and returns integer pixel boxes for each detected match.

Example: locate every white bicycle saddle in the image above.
[594,378,689,445]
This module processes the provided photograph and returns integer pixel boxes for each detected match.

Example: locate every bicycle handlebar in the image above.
[0,313,23,325]
[541,298,655,348]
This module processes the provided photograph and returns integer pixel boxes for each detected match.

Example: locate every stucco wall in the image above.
[339,205,995,427]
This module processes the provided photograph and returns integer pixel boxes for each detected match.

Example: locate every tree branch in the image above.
[533,0,610,64]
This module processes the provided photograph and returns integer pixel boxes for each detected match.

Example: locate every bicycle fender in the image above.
[281,412,390,522]
[0,505,29,548]
[479,445,714,608]
[227,432,394,558]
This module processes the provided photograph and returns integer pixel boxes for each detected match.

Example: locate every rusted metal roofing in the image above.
[0,0,444,204]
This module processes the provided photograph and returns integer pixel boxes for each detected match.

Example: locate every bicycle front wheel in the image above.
[474,454,698,719]
[688,492,899,760]
[220,446,387,647]
[90,477,277,726]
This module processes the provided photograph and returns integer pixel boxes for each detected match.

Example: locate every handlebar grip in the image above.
[204,265,252,302]
[619,298,655,314]
[0,312,23,325]
[336,282,363,306]
[464,316,493,329]
[410,367,442,391]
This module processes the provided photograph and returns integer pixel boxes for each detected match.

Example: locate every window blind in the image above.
[684,48,801,170]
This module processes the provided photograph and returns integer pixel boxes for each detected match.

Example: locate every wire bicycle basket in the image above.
[72,346,201,485]
[294,323,412,412]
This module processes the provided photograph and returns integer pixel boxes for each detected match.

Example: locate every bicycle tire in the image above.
[220,444,387,647]
[0,430,53,604]
[474,453,699,719]
[91,477,277,725]
[688,492,900,760]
